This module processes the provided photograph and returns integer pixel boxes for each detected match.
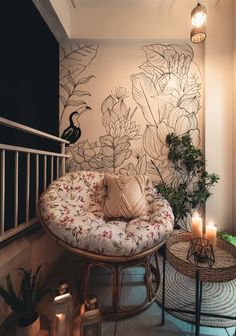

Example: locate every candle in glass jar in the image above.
[205,222,217,246]
[191,212,203,238]
[55,313,66,336]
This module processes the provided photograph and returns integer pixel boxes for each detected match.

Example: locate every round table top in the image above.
[166,232,236,282]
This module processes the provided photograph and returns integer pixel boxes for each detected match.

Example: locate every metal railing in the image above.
[0,117,70,243]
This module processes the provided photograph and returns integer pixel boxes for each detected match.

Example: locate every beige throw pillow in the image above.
[104,174,149,218]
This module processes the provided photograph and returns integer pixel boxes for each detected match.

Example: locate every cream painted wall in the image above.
[233,1,236,234]
[0,230,63,325]
[205,0,233,232]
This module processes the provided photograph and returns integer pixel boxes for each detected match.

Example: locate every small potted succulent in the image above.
[0,265,50,336]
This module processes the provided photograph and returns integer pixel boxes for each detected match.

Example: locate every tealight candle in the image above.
[191,212,203,238]
[205,222,217,246]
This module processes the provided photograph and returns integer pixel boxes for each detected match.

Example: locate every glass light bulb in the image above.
[192,11,206,27]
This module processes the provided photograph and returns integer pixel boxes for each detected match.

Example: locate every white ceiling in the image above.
[72,0,218,9]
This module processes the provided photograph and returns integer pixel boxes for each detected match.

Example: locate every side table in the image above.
[161,232,236,336]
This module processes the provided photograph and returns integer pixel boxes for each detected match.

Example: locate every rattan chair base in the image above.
[79,250,162,319]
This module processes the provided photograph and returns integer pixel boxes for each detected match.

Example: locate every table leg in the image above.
[195,270,201,336]
[161,245,166,326]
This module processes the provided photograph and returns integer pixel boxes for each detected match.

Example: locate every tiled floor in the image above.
[6,252,236,335]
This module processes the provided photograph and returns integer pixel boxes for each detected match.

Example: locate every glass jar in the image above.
[51,281,73,336]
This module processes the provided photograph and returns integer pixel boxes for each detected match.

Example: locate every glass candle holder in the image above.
[51,281,73,336]
[80,296,101,336]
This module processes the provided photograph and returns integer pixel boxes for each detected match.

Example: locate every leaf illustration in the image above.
[100,134,113,150]
[143,123,171,160]
[168,107,188,129]
[142,44,169,72]
[179,95,200,114]
[114,136,130,153]
[67,98,87,107]
[73,90,91,97]
[139,61,163,78]
[175,115,191,136]
[131,72,160,125]
[114,149,132,168]
[77,75,95,85]
[143,125,160,159]
[60,43,98,82]
[113,99,129,118]
[102,109,119,130]
[189,129,200,147]
[157,122,171,145]
[171,44,193,60]
[89,157,104,169]
[136,154,147,175]
[61,83,72,97]
[119,163,137,176]
[188,112,198,129]
[90,142,98,150]
[59,95,66,106]
[99,135,132,170]
[101,157,114,168]
[101,95,116,114]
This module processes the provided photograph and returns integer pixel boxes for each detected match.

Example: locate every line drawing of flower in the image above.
[66,89,141,173]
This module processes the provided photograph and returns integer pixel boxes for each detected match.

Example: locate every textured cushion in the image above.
[104,174,148,218]
[39,171,174,257]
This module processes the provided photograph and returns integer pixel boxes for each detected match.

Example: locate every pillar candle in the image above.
[205,222,217,246]
[191,213,203,238]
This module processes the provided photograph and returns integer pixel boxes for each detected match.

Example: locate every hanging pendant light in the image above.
[190,2,207,44]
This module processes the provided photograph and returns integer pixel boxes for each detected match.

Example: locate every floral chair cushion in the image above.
[39,171,174,256]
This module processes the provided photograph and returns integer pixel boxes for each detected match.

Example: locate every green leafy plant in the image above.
[152,133,219,230]
[0,265,50,327]
[218,231,236,247]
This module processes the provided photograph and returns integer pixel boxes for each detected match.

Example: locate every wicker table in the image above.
[161,232,236,336]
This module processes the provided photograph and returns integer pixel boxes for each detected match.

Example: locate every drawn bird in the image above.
[61,106,91,145]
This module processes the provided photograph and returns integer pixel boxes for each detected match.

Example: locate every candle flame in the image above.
[55,313,65,321]
[193,212,199,218]
[207,221,215,228]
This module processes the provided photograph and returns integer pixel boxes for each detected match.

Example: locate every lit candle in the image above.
[205,222,217,246]
[191,212,203,238]
[55,313,66,336]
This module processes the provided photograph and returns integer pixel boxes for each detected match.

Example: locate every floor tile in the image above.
[122,266,145,275]
[120,274,147,308]
[115,303,191,336]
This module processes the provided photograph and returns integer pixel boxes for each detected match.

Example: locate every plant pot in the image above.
[16,315,40,336]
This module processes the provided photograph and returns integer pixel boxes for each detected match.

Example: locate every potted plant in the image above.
[152,132,219,230]
[0,265,50,336]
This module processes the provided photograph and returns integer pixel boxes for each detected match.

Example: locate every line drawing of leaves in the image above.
[142,44,170,72]
[61,41,202,210]
[60,43,99,83]
[59,44,98,127]
[131,72,160,126]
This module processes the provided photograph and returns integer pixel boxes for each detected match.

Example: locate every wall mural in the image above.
[59,41,202,187]
[59,43,99,143]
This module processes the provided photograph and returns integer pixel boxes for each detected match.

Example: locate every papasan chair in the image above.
[38,171,174,319]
